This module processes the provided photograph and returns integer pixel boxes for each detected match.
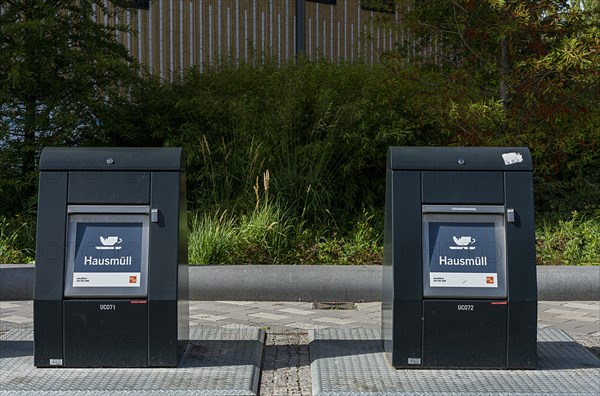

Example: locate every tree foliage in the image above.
[0,0,598,221]
[0,0,140,214]
[380,0,600,212]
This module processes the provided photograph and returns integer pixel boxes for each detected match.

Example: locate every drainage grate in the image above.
[312,302,357,310]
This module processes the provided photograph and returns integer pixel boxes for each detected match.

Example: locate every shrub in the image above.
[188,210,237,265]
[112,60,428,223]
[536,212,600,266]
[293,209,383,265]
[0,217,34,264]
[3,59,598,265]
[188,171,296,264]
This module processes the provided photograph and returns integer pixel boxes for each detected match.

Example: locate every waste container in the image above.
[34,147,188,368]
[382,147,537,369]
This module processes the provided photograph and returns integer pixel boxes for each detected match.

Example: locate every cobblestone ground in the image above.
[259,332,312,396]
[574,334,600,359]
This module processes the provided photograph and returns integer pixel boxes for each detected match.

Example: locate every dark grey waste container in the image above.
[34,147,188,368]
[382,147,537,369]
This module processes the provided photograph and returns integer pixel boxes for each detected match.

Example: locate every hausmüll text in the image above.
[439,256,488,266]
[84,256,133,265]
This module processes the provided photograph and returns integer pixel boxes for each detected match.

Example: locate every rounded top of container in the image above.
[387,147,532,171]
[39,147,185,171]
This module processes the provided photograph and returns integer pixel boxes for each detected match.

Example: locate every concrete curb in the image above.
[188,265,381,302]
[1,264,598,301]
[0,264,34,301]
[536,266,600,301]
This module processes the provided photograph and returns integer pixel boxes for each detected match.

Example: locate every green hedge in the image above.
[102,60,599,221]
[2,60,598,264]
[104,60,439,218]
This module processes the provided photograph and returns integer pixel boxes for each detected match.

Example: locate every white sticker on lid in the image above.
[502,152,523,165]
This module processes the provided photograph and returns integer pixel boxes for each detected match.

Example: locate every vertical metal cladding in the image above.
[102,0,403,79]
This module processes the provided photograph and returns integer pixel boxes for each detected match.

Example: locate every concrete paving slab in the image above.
[283,322,322,330]
[0,301,598,395]
[189,313,231,321]
[356,302,381,312]
[278,308,318,316]
[248,312,292,320]
[0,302,21,310]
[563,302,600,311]
[216,301,256,306]
[0,327,265,396]
[309,328,600,396]
[558,315,599,323]
[544,307,587,316]
[0,315,30,324]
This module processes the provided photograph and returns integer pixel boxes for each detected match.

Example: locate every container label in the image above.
[428,222,499,288]
[502,152,523,165]
[72,222,142,288]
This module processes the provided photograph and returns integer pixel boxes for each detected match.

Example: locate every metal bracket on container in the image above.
[422,205,505,214]
[67,205,150,214]
[506,208,515,223]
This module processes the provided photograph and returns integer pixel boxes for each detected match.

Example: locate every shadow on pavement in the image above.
[310,339,600,371]
[179,339,263,368]
[0,340,33,359]
[537,341,600,370]
[261,343,311,370]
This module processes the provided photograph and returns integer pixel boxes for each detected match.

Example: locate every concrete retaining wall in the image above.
[188,265,381,301]
[1,264,598,301]
[0,264,34,301]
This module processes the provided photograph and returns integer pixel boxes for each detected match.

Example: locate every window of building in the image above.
[361,0,396,13]
[114,0,150,10]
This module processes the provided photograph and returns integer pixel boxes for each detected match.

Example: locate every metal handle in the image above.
[422,205,505,214]
[68,205,150,214]
[506,208,515,223]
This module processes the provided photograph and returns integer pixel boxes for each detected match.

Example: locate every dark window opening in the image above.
[361,0,396,13]
[114,0,150,10]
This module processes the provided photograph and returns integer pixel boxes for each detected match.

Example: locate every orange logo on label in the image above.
[129,276,137,284]
[486,276,494,284]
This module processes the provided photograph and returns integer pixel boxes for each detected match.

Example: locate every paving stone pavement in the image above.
[1,300,598,396]
[260,333,312,396]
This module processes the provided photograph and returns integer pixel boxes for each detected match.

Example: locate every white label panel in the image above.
[430,272,498,288]
[72,272,141,287]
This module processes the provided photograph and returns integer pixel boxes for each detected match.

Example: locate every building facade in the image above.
[98,0,407,78]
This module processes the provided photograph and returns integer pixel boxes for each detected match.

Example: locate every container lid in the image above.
[39,147,184,171]
[387,147,532,171]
